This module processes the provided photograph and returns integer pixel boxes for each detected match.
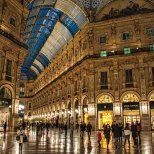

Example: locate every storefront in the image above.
[74,100,79,125]
[83,105,88,125]
[122,93,140,126]
[149,93,154,130]
[0,87,12,131]
[82,97,89,125]
[97,94,114,129]
[67,101,71,128]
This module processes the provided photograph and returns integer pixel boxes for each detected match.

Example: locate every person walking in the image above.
[136,121,141,145]
[3,122,7,135]
[112,123,120,149]
[124,123,131,148]
[104,124,111,149]
[70,121,74,138]
[131,122,138,148]
[80,122,86,139]
[76,122,79,133]
[97,129,102,148]
[118,122,123,142]
[86,122,92,140]
[63,123,68,138]
[17,126,24,153]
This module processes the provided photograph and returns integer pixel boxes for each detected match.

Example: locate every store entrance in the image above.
[150,101,154,130]
[97,103,113,129]
[0,87,12,131]
[98,111,113,129]
[123,102,140,126]
[83,105,88,125]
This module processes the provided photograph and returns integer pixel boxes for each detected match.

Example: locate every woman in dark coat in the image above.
[104,124,111,149]
[131,122,138,147]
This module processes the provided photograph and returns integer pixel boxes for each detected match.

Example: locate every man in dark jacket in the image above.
[131,122,138,147]
[86,122,92,140]
[3,122,7,135]
[112,123,120,149]
[80,122,86,139]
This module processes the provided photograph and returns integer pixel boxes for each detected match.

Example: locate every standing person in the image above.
[118,122,123,142]
[124,123,131,148]
[131,122,138,148]
[3,122,7,135]
[17,126,24,153]
[80,122,86,139]
[76,121,79,133]
[112,123,120,149]
[86,122,92,140]
[97,129,102,148]
[36,123,40,136]
[136,121,141,145]
[70,121,74,138]
[104,124,111,149]
[63,123,68,138]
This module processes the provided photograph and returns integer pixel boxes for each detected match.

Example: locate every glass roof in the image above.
[22,0,89,80]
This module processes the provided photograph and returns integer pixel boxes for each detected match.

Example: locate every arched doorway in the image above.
[121,92,140,126]
[74,99,79,125]
[67,101,71,128]
[0,87,12,131]
[97,93,113,129]
[82,97,88,125]
[149,92,154,130]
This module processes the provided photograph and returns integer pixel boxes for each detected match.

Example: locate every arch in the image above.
[148,90,154,101]
[95,0,154,21]
[61,102,65,110]
[96,93,114,104]
[73,97,79,108]
[67,100,71,110]
[81,95,89,106]
[0,84,14,99]
[120,91,140,102]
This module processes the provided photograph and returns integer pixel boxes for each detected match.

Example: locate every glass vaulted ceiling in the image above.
[21,0,89,80]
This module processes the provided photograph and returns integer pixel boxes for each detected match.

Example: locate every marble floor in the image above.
[0,129,154,154]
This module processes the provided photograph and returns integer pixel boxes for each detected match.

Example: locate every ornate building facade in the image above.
[0,0,154,131]
[0,0,27,130]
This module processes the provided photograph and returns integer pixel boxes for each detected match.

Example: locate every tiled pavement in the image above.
[0,129,153,154]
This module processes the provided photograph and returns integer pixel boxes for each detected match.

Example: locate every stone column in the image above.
[138,57,150,130]
[113,61,122,123]
[88,65,97,130]
[113,102,123,123]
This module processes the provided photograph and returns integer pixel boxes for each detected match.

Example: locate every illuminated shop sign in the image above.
[123,102,139,110]
[97,103,113,111]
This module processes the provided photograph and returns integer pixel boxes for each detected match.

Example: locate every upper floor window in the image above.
[122,32,130,40]
[124,47,131,55]
[147,28,154,37]
[10,17,16,27]
[100,36,107,44]
[150,44,154,51]
[100,72,108,90]
[125,69,133,88]
[5,59,12,81]
[100,51,107,57]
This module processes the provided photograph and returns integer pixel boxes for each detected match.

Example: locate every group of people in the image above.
[97,121,141,149]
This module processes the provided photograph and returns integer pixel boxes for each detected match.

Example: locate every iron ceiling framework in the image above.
[21,0,89,80]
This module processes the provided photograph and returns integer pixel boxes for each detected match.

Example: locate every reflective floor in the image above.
[0,129,154,154]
